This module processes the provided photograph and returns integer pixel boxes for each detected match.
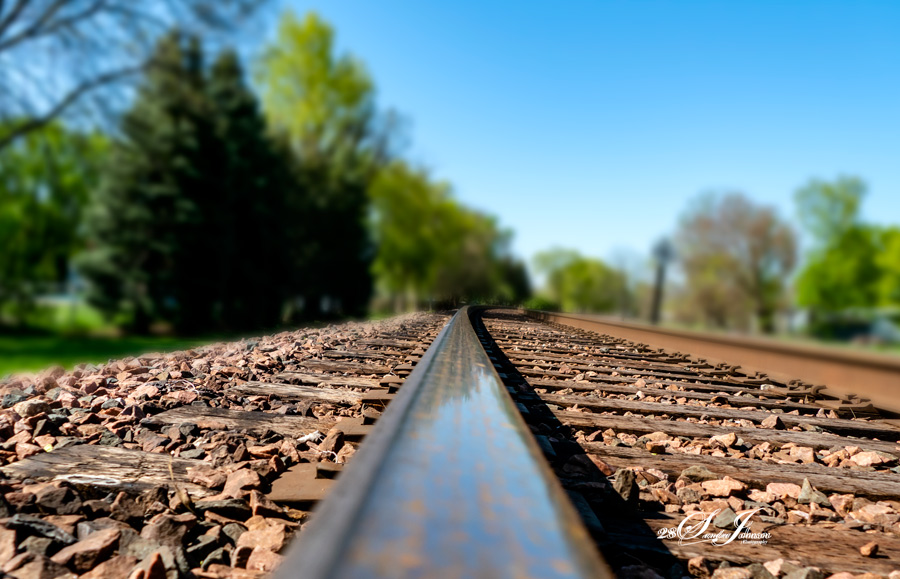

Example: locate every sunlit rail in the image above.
[277,306,612,579]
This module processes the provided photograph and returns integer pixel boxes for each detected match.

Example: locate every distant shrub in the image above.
[523,297,560,312]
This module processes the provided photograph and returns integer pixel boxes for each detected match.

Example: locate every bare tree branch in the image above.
[0,0,269,148]
[0,0,65,49]
[103,3,170,36]
[0,0,106,51]
[0,0,32,37]
[0,64,141,149]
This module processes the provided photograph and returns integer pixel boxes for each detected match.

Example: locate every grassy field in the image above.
[0,301,355,379]
[0,302,213,377]
[0,334,214,378]
[6,304,895,380]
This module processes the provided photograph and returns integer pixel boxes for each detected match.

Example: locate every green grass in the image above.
[28,301,110,333]
[0,334,214,378]
[0,301,420,379]
[0,301,214,378]
[0,300,264,378]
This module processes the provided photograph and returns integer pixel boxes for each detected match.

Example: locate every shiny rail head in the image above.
[277,306,612,579]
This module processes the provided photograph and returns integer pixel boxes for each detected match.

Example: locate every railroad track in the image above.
[480,309,900,578]
[0,312,449,578]
[0,308,898,578]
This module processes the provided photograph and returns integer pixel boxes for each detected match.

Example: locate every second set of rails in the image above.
[282,307,900,577]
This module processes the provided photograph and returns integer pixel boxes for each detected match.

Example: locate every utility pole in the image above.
[650,238,673,325]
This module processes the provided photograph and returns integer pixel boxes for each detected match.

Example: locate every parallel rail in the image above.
[278,306,612,578]
[485,309,900,574]
[527,310,900,415]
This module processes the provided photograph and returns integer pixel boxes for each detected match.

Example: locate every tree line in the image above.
[532,176,900,338]
[2,5,895,340]
[0,12,528,335]
[670,177,900,334]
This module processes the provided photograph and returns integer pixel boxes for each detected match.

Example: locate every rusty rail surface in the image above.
[277,306,612,579]
[526,310,900,416]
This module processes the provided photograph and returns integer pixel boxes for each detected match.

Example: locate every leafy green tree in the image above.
[369,161,522,309]
[794,228,881,311]
[877,227,900,306]
[0,122,107,326]
[533,249,628,314]
[258,12,383,169]
[257,11,389,317]
[795,176,867,247]
[794,177,882,312]
[533,248,581,308]
[0,189,68,326]
[430,208,512,306]
[369,163,440,308]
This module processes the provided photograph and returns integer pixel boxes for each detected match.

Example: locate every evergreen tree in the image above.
[79,33,291,333]
[205,50,291,330]
[79,33,207,333]
[294,165,373,318]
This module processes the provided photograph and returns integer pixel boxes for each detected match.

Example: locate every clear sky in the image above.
[270,0,900,267]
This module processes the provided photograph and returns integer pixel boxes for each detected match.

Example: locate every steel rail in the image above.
[527,310,900,416]
[276,306,612,579]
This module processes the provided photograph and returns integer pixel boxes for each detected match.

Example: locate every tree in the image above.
[495,257,531,305]
[202,49,291,330]
[795,176,867,247]
[610,247,652,318]
[794,227,881,312]
[77,33,212,333]
[0,0,268,149]
[78,33,289,333]
[532,249,628,314]
[257,11,398,318]
[793,177,882,312]
[0,122,107,326]
[368,163,441,308]
[675,192,796,333]
[258,11,386,170]
[533,248,581,307]
[430,207,513,306]
[369,161,520,310]
[877,228,900,307]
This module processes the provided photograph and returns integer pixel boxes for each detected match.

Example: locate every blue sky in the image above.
[269,0,900,267]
